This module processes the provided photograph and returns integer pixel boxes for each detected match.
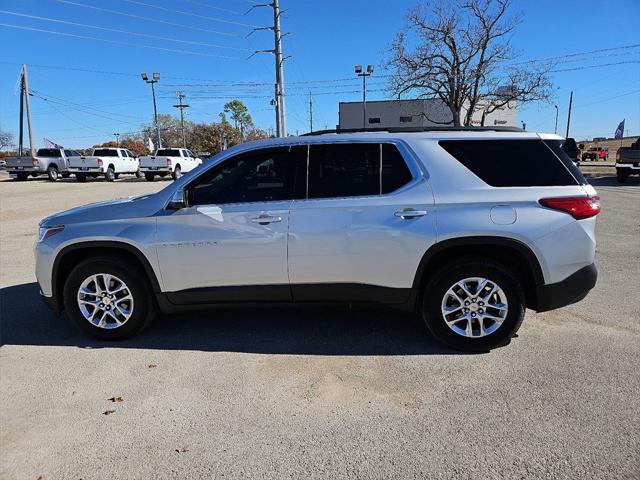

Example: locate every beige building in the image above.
[338,98,517,130]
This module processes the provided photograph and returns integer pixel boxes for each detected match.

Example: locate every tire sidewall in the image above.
[63,259,154,339]
[421,260,525,351]
[105,167,115,182]
[47,166,58,181]
[172,165,181,180]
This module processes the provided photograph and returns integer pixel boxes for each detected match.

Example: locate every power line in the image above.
[0,23,243,59]
[56,0,239,37]
[0,11,251,51]
[574,89,640,109]
[180,0,240,15]
[123,0,256,28]
[550,60,640,73]
[513,43,640,65]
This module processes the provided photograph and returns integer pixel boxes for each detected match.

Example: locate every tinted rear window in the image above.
[439,139,580,187]
[156,149,181,156]
[543,140,588,185]
[93,149,119,157]
[36,149,61,157]
[382,144,413,193]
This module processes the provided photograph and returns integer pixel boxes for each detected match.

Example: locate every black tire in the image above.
[135,169,142,178]
[47,165,59,181]
[616,169,629,183]
[420,257,525,352]
[61,172,71,179]
[105,166,116,182]
[63,255,156,340]
[144,172,155,182]
[76,173,87,182]
[171,165,182,181]
[15,172,28,181]
[114,173,120,180]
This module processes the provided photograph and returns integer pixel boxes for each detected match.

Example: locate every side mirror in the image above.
[167,189,187,210]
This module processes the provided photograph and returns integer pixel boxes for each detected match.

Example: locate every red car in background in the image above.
[582,146,609,161]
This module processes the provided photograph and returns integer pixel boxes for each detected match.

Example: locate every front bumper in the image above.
[40,289,62,315]
[535,263,597,312]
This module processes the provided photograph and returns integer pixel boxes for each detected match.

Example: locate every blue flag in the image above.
[614,119,625,139]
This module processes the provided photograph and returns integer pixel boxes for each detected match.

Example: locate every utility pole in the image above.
[308,92,313,133]
[355,64,374,129]
[554,105,559,134]
[565,91,573,138]
[17,65,36,157]
[248,0,288,137]
[173,91,190,149]
[141,72,162,149]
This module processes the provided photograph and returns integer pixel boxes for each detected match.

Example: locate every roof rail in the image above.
[301,126,524,136]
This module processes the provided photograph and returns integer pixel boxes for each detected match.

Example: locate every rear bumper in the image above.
[616,163,640,170]
[535,263,597,312]
[140,166,171,172]
[69,167,103,173]
[8,167,43,174]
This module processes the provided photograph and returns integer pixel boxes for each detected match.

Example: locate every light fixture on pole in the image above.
[141,72,162,149]
[554,105,559,134]
[113,132,120,147]
[355,64,374,129]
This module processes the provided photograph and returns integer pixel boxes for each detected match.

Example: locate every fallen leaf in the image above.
[103,410,116,415]
[108,396,124,403]
[148,364,157,368]
[175,447,189,453]
[36,476,44,480]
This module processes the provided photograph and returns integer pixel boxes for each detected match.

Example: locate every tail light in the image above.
[32,158,38,166]
[539,195,601,220]
[97,159,103,167]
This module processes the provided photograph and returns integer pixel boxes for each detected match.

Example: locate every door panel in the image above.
[155,201,291,296]
[288,181,436,294]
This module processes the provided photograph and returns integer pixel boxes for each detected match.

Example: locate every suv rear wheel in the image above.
[63,256,156,339]
[421,258,525,351]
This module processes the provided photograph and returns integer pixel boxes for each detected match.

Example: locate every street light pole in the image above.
[141,72,162,149]
[355,64,374,129]
[113,132,120,147]
[554,105,559,134]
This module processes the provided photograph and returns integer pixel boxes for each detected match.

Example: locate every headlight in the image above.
[38,225,64,242]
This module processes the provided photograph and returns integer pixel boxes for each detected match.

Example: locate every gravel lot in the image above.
[1,171,638,479]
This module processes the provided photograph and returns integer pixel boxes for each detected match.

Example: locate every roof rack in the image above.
[301,126,524,136]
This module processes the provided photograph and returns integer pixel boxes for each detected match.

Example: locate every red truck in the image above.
[582,146,609,161]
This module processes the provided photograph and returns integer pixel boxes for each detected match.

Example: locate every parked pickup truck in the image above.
[68,147,140,182]
[5,148,79,181]
[582,146,609,162]
[139,148,202,181]
[616,139,640,183]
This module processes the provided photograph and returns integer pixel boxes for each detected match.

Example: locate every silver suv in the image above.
[36,128,600,351]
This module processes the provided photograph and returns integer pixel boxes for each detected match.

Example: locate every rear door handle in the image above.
[251,213,282,225]
[394,209,428,219]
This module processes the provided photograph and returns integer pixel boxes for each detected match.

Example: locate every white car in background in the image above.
[139,148,202,181]
[68,147,140,182]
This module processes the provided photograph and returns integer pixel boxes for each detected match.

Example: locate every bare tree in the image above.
[0,128,14,151]
[386,0,553,126]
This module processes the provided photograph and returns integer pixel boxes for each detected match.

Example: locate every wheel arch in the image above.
[411,236,545,311]
[52,241,162,311]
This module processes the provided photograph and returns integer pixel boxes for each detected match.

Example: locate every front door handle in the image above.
[394,209,428,219]
[251,213,283,225]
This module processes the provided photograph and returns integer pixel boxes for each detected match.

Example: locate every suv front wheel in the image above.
[421,258,525,351]
[63,256,156,339]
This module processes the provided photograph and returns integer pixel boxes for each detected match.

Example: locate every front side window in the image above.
[188,147,306,206]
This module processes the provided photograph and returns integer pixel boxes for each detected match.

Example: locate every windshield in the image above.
[93,149,119,157]
[36,149,62,157]
[156,149,182,156]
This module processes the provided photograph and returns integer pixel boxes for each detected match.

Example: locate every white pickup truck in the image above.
[5,148,79,181]
[139,148,202,181]
[68,147,140,182]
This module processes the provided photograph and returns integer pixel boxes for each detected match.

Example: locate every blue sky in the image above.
[0,0,639,149]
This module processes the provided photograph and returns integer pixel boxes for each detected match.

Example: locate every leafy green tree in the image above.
[222,100,253,139]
